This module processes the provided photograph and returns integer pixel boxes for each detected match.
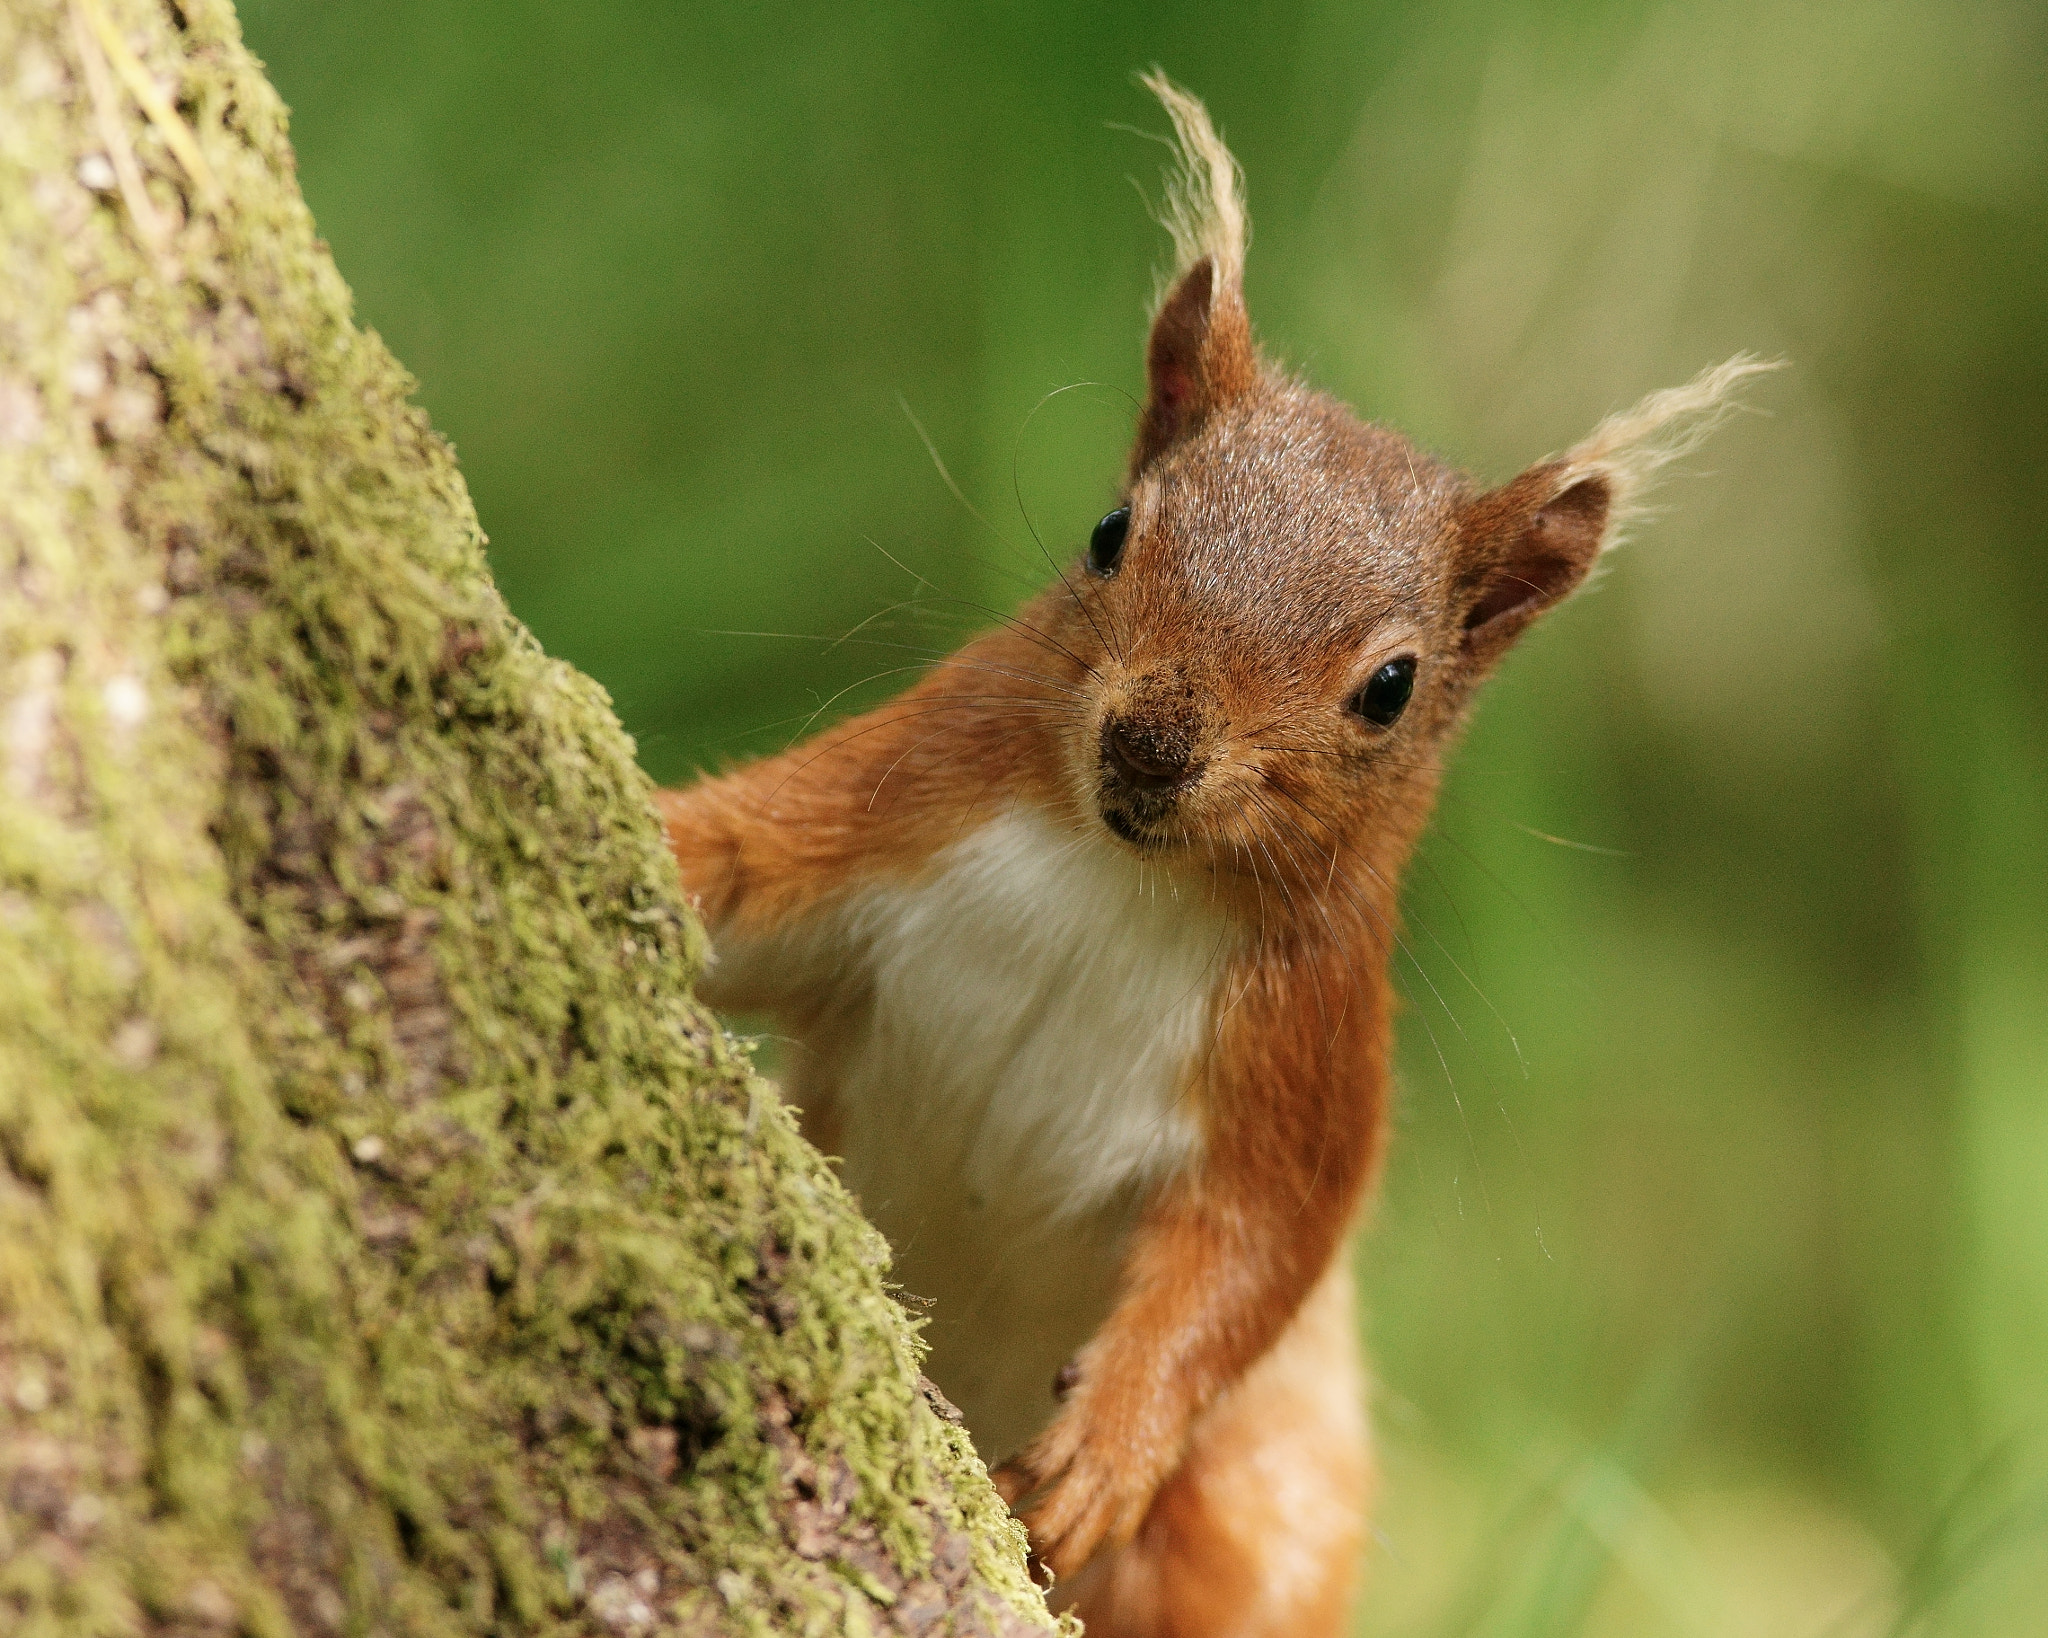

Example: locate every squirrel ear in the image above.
[1129,257,1258,475]
[1454,355,1783,667]
[1453,464,1613,667]
[1126,74,1257,477]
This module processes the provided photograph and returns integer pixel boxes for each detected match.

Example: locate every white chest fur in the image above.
[847,808,1234,1218]
[762,808,1237,1460]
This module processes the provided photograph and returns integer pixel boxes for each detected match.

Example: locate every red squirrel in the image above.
[659,75,1766,1638]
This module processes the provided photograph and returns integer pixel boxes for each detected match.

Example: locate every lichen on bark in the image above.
[0,2,1059,1633]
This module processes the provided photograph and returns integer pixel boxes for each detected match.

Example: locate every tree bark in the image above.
[0,3,1058,1633]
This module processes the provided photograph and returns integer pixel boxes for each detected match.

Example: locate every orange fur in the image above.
[1061,1255,1369,1637]
[659,76,1761,1636]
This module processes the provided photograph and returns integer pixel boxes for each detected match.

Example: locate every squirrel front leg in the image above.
[656,699,958,1012]
[657,650,1031,942]
[656,739,857,937]
[995,948,1390,1580]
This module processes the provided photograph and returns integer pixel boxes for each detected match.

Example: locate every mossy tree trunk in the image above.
[0,3,1057,1634]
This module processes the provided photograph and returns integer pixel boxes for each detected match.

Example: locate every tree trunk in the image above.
[0,3,1058,1633]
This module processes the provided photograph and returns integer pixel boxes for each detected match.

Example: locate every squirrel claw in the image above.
[994,1418,1151,1581]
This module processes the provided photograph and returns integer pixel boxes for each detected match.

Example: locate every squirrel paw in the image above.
[991,1399,1166,1581]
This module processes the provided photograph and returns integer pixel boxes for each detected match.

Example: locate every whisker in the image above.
[1252,795,1483,1198]
[1244,742,1448,780]
[1253,780,1478,1027]
[894,394,1049,597]
[689,627,1090,704]
[864,710,1077,812]
[1508,822,1634,857]
[1418,816,1602,1007]
[1252,793,1466,1055]
[697,691,1066,752]
[854,532,1106,685]
[1009,382,1126,666]
[757,697,1074,814]
[1246,783,1515,1210]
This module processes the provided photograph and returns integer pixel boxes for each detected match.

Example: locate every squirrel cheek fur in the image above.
[659,73,1769,1638]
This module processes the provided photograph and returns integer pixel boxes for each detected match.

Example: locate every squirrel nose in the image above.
[1103,717,1199,794]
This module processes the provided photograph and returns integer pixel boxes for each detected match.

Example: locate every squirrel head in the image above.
[1029,75,1772,899]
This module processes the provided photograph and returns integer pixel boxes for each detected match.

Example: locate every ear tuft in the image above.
[1128,73,1258,476]
[1560,353,1784,545]
[1139,68,1247,295]
[1454,355,1781,667]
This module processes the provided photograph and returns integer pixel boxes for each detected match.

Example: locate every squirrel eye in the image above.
[1349,656,1417,728]
[1087,507,1130,576]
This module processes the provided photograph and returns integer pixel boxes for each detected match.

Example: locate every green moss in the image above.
[0,2,1058,1632]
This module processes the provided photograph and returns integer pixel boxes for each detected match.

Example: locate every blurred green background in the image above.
[238,1,2048,1631]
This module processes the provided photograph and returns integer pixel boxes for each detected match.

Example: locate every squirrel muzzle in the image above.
[1096,683,1212,846]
